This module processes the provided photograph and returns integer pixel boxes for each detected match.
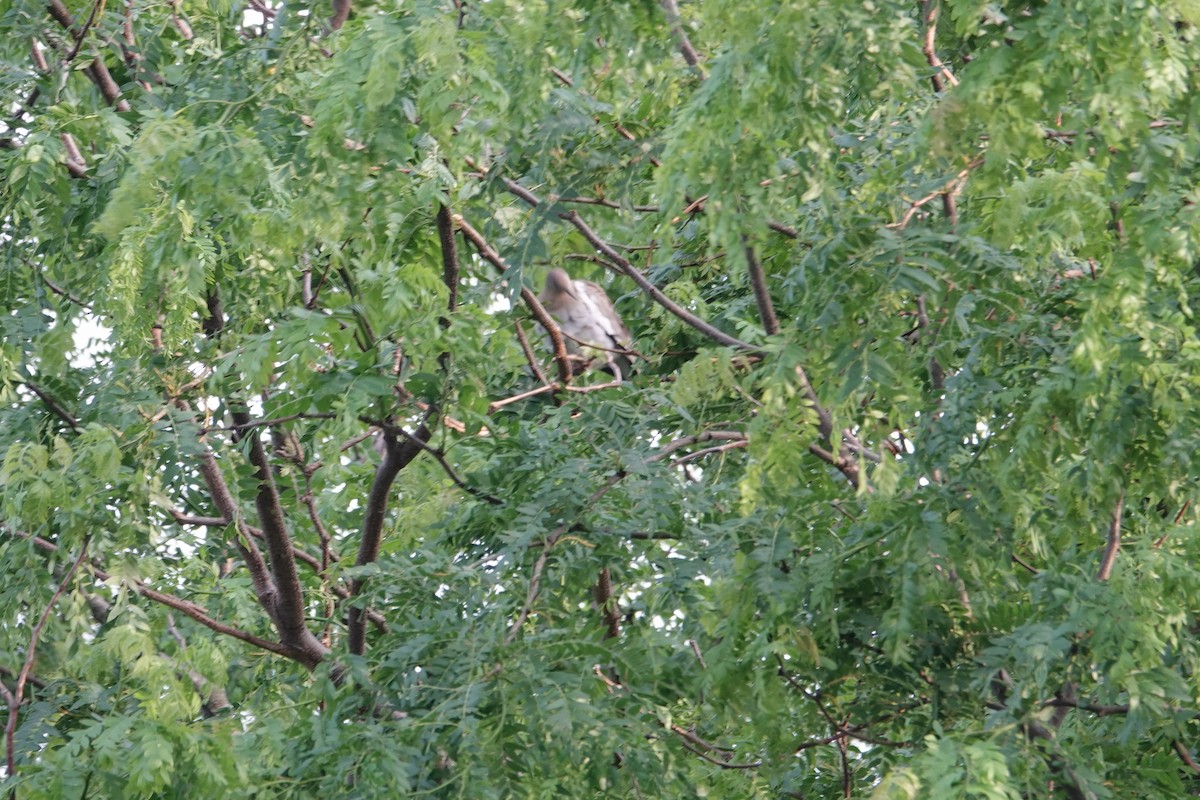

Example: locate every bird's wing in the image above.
[575,279,631,351]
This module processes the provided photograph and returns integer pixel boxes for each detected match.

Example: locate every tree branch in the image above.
[6,529,297,664]
[190,429,280,621]
[1096,495,1123,581]
[231,409,329,666]
[328,0,351,30]
[659,0,704,75]
[347,419,432,655]
[47,0,131,112]
[453,213,574,383]
[4,537,89,781]
[501,179,760,353]
[436,203,460,314]
[23,381,81,432]
[593,567,621,639]
[919,0,958,92]
[744,243,780,335]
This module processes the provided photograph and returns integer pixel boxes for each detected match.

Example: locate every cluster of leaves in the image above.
[3,0,1200,796]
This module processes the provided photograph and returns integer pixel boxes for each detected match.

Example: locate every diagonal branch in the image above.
[23,381,81,432]
[659,0,704,75]
[919,0,959,93]
[6,526,296,657]
[453,213,574,384]
[4,537,89,780]
[187,403,281,622]
[500,179,760,353]
[47,0,132,112]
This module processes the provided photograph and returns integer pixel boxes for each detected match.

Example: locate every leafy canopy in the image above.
[3,0,1200,797]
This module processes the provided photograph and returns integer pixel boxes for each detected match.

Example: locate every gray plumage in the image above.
[539,268,633,381]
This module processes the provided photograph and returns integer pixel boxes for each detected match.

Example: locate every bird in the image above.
[539,267,634,381]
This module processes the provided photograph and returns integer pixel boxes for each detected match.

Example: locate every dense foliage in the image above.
[3,0,1200,796]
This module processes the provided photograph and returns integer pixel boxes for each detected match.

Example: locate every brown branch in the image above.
[191,431,280,621]
[202,411,337,434]
[170,0,193,39]
[1096,495,1123,581]
[63,0,107,63]
[231,409,329,666]
[593,567,621,638]
[328,0,351,30]
[436,204,460,314]
[744,244,779,335]
[60,133,87,176]
[533,207,758,353]
[919,0,958,92]
[1174,741,1200,775]
[659,0,704,74]
[453,213,574,383]
[46,0,132,112]
[557,195,660,213]
[648,430,746,462]
[671,439,748,465]
[4,526,293,657]
[566,209,761,352]
[514,321,550,386]
[1041,697,1130,717]
[675,739,761,769]
[4,537,89,781]
[891,158,980,230]
[23,381,81,432]
[687,639,708,669]
[347,419,432,654]
[767,220,799,239]
[31,39,49,73]
[502,180,764,352]
[377,420,503,506]
[489,383,559,411]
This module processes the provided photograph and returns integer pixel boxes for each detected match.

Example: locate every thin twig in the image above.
[671,439,748,465]
[514,321,550,386]
[4,538,89,780]
[919,0,958,91]
[891,158,981,230]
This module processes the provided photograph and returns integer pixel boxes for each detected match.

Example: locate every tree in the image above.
[2,0,1200,795]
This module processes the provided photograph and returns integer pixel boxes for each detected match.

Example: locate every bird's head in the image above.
[543,268,576,300]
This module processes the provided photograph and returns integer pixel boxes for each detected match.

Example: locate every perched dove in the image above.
[539,268,634,381]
